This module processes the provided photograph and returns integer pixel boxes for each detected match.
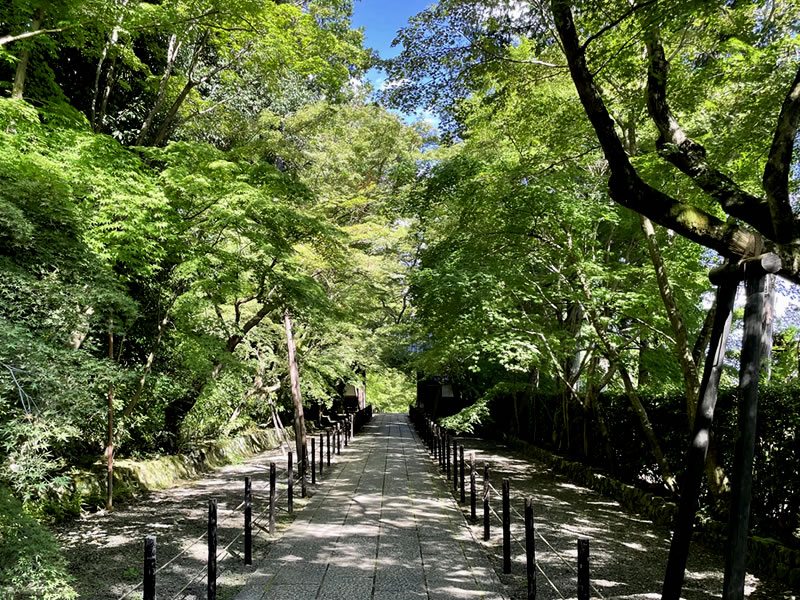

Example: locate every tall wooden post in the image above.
[525,498,536,600]
[502,479,511,574]
[244,477,252,565]
[288,451,293,514]
[269,462,276,535]
[662,270,739,599]
[723,255,779,600]
[143,536,156,600]
[208,499,217,600]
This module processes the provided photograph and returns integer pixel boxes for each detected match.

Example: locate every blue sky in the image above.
[351,0,438,125]
[351,0,432,90]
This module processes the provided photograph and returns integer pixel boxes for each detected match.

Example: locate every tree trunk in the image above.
[91,0,127,132]
[136,33,182,144]
[617,364,678,492]
[284,310,306,464]
[106,325,115,511]
[640,215,700,425]
[11,9,43,100]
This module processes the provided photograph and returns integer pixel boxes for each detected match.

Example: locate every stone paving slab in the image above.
[234,413,506,600]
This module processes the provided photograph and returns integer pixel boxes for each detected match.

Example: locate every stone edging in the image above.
[503,435,800,589]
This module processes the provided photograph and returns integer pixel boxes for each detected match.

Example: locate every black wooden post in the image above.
[460,445,466,503]
[577,538,590,600]
[337,424,341,454]
[143,536,156,600]
[724,256,779,600]
[502,479,511,574]
[319,433,324,476]
[453,438,458,492]
[301,442,307,498]
[288,451,293,513]
[446,433,451,480]
[269,462,276,535]
[483,464,490,541]
[433,426,438,461]
[311,438,316,485]
[525,498,536,600]
[327,430,331,466]
[244,476,252,566]
[344,416,349,447]
[208,498,217,600]
[470,468,477,521]
[662,274,739,599]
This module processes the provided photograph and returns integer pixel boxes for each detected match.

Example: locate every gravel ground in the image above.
[440,435,795,600]
[54,437,334,600]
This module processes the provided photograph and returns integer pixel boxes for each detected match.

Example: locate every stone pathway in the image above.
[235,413,505,600]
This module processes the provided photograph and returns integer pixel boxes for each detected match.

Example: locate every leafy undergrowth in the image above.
[0,485,76,600]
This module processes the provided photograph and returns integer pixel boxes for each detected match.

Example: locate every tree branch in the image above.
[762,64,800,242]
[644,30,777,240]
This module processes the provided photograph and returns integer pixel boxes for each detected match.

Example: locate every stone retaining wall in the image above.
[66,429,292,512]
[504,435,800,589]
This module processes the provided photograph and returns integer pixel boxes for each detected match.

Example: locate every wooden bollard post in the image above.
[470,468,477,521]
[311,438,316,485]
[432,426,437,461]
[446,434,451,480]
[143,536,156,600]
[327,430,331,466]
[288,451,293,513]
[344,416,349,447]
[337,425,341,454]
[483,465,490,541]
[502,479,511,574]
[453,438,458,492]
[208,498,217,600]
[301,443,307,498]
[441,430,446,469]
[460,445,466,503]
[577,538,590,600]
[269,462,276,535]
[525,498,536,600]
[319,433,324,475]
[244,476,252,565]
[350,414,354,439]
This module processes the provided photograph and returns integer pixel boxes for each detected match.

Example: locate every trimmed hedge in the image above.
[488,382,800,544]
[505,435,800,590]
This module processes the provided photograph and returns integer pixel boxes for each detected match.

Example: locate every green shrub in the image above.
[0,485,76,599]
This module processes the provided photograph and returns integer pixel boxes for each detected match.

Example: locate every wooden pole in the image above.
[446,433,451,479]
[327,430,331,466]
[288,451,293,513]
[301,442,307,497]
[319,433,324,475]
[525,498,536,600]
[723,256,778,600]
[453,438,458,492]
[470,469,477,521]
[269,462,276,535]
[483,465,490,541]
[662,274,739,599]
[244,477,252,565]
[208,498,217,600]
[143,536,156,600]
[460,446,466,503]
[311,438,316,485]
[502,479,511,574]
[577,538,589,600]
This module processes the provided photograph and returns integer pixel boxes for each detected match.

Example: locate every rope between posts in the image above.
[116,458,309,600]
[487,480,606,600]
[484,491,565,600]
[171,471,308,600]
